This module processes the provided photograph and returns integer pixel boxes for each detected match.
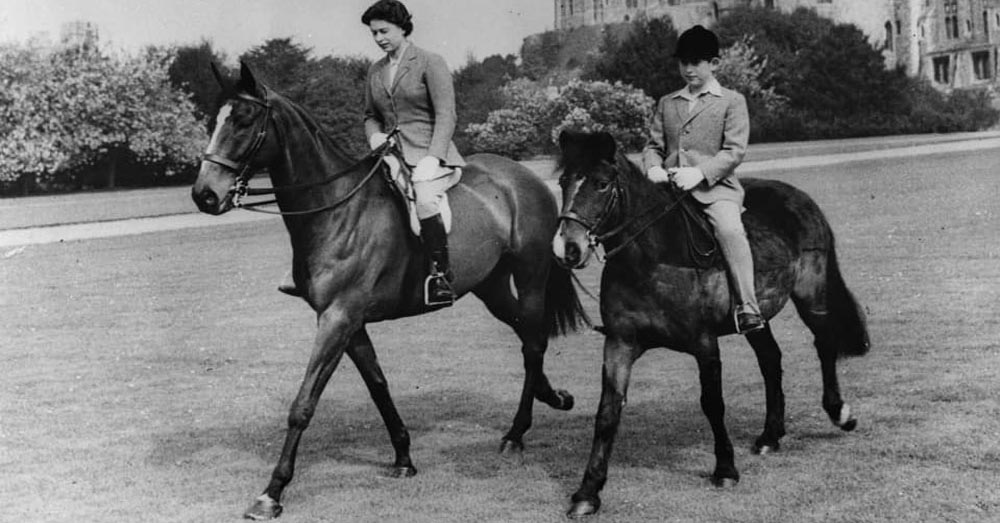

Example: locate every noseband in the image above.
[201,91,272,205]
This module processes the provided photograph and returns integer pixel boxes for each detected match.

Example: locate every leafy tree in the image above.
[584,16,683,100]
[168,40,231,126]
[453,53,520,151]
[238,38,313,99]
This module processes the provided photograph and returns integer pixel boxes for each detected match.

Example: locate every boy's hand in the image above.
[647,166,671,183]
[668,167,705,191]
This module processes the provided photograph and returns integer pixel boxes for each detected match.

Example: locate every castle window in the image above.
[973,51,991,80]
[933,56,950,84]
[885,22,893,50]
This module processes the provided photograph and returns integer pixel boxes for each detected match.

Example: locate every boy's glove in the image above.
[368,132,389,151]
[669,167,705,191]
[647,166,671,183]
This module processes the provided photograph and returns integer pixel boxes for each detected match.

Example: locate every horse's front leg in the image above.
[695,335,739,487]
[746,325,786,454]
[244,306,358,520]
[567,337,639,518]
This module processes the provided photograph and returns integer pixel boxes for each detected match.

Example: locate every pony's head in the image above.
[552,130,622,269]
[192,62,281,215]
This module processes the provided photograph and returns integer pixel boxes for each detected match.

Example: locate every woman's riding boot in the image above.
[419,214,454,306]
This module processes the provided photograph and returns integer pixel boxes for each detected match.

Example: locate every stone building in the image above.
[552,0,1000,90]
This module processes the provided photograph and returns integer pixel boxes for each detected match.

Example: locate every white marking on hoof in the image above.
[837,404,852,427]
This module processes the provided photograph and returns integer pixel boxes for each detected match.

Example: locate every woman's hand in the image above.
[369,132,390,151]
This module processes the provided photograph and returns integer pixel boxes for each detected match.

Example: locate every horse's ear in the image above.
[592,132,617,163]
[237,61,262,97]
[210,62,231,90]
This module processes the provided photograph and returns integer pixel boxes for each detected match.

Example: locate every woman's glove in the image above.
[368,132,389,151]
[412,156,443,182]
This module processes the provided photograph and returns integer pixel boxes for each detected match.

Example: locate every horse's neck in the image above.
[614,170,690,266]
[267,105,393,258]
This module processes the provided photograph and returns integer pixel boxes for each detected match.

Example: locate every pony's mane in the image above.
[260,87,359,166]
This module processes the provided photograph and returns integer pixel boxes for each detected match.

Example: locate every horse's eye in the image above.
[595,179,611,192]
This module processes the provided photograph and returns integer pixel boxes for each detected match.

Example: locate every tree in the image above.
[584,16,683,100]
[238,38,313,99]
[168,40,231,125]
[453,53,520,151]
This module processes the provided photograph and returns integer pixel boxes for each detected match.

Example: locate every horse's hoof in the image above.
[753,436,780,455]
[753,442,779,455]
[711,476,740,489]
[385,464,417,478]
[566,498,601,518]
[499,438,525,456]
[832,404,857,431]
[552,389,575,411]
[244,494,282,520]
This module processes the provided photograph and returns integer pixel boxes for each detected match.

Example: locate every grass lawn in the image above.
[1,148,998,522]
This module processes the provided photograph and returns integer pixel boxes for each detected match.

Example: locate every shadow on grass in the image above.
[145,384,822,494]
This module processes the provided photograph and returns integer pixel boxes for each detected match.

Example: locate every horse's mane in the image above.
[263,87,360,167]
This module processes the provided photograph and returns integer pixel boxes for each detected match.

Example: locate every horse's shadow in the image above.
[147,386,769,491]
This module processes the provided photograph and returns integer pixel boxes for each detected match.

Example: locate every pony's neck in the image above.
[612,155,689,266]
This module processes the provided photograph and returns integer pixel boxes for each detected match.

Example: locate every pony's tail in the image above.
[545,260,591,338]
[825,241,870,358]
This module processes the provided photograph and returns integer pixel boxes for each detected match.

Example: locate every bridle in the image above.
[201,91,272,203]
[557,165,690,262]
[201,89,397,216]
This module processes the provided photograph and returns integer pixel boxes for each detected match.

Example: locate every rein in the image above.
[202,89,398,216]
[559,173,689,262]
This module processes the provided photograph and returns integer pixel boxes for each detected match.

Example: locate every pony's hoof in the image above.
[711,476,740,489]
[567,498,601,518]
[552,389,575,411]
[244,494,282,520]
[499,438,525,457]
[753,438,780,455]
[385,465,417,478]
[832,404,857,432]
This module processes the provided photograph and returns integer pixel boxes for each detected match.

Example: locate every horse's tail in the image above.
[824,239,870,358]
[545,260,591,338]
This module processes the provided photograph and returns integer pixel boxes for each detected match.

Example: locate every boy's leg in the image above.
[703,200,764,333]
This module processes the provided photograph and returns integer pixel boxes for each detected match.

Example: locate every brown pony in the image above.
[192,64,588,519]
[552,131,869,518]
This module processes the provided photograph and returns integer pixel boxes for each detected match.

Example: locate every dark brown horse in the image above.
[191,64,588,520]
[552,131,870,518]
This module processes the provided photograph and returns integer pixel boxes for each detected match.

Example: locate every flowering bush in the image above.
[0,43,205,188]
[467,78,653,159]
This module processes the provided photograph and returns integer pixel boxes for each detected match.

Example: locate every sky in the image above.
[0,0,554,67]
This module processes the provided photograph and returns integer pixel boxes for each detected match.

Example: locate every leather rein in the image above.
[201,90,395,217]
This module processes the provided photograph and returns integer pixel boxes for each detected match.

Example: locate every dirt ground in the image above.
[1,147,999,522]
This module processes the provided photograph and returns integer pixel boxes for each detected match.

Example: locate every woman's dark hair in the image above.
[361,0,414,37]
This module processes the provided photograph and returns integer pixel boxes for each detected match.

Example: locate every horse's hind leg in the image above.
[745,325,787,454]
[792,254,858,432]
[346,329,416,478]
[473,265,571,454]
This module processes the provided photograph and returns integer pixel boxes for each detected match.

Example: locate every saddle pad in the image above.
[383,155,460,236]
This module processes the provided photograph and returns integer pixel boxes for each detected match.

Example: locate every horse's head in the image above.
[552,130,622,269]
[192,62,281,215]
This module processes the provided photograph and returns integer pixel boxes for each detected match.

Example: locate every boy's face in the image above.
[677,57,719,91]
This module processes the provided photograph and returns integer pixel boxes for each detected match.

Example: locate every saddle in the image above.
[674,194,721,269]
[379,154,461,236]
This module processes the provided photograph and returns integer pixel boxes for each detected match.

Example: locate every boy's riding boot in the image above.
[420,214,454,306]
